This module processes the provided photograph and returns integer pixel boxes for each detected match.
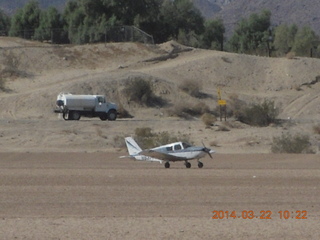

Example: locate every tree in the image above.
[201,18,225,50]
[0,9,10,35]
[228,10,271,55]
[292,26,319,57]
[159,0,204,43]
[133,0,163,42]
[34,6,64,42]
[63,0,119,44]
[273,24,298,56]
[109,0,150,25]
[7,0,207,45]
[9,0,41,39]
[62,1,85,43]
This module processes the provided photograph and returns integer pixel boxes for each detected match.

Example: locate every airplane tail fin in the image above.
[124,137,142,156]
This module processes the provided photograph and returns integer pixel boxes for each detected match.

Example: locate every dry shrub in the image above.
[135,127,153,138]
[113,135,126,148]
[293,84,302,91]
[168,101,211,119]
[123,77,165,107]
[226,93,246,117]
[117,103,133,118]
[0,78,5,91]
[236,100,279,127]
[0,51,26,92]
[201,113,216,127]
[134,127,191,149]
[123,77,152,105]
[95,126,107,139]
[271,133,313,153]
[209,140,219,147]
[192,102,210,115]
[313,124,320,135]
[179,79,202,98]
[286,52,296,59]
[216,124,230,132]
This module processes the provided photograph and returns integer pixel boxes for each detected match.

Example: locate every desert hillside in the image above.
[0,37,319,153]
[193,0,320,38]
[2,0,320,37]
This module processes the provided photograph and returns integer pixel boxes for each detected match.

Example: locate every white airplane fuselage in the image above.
[150,142,209,161]
[123,137,214,168]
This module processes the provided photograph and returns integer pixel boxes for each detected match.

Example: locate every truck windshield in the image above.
[97,97,105,103]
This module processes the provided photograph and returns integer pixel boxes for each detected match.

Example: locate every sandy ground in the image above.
[0,153,319,239]
[0,38,319,154]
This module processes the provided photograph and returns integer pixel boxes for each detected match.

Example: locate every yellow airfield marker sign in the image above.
[217,88,227,121]
[218,100,227,105]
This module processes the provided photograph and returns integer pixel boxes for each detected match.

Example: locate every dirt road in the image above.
[0,153,319,239]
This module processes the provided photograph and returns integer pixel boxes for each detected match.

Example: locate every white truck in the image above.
[54,93,118,121]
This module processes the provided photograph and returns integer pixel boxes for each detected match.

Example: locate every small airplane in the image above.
[121,137,215,168]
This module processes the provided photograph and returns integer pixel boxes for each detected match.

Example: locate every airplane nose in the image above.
[201,141,214,158]
[202,147,213,158]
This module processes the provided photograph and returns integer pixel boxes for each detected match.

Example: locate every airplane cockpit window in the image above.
[182,142,191,149]
[174,144,182,150]
[166,146,173,151]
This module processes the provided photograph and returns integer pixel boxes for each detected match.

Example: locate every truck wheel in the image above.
[100,114,108,121]
[71,111,81,121]
[107,109,117,121]
[63,112,68,121]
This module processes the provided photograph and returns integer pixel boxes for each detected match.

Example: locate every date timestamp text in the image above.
[212,210,307,220]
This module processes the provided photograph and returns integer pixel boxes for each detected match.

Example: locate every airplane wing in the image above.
[119,154,163,163]
[141,150,187,162]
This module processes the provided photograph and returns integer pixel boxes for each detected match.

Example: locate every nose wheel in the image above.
[164,162,170,168]
[197,161,204,168]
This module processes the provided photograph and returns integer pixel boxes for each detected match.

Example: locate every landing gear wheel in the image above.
[164,162,170,168]
[185,162,191,168]
[198,161,203,168]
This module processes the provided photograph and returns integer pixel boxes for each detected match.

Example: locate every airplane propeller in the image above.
[202,142,213,159]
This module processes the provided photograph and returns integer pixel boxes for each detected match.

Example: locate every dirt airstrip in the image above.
[0,153,320,239]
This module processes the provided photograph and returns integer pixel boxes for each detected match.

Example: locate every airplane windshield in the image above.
[174,144,182,150]
[182,142,191,149]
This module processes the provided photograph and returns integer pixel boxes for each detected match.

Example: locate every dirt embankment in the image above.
[0,37,319,153]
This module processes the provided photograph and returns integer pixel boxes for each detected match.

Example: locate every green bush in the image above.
[271,133,313,153]
[237,100,279,127]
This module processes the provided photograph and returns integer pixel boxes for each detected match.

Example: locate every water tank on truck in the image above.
[54,93,118,121]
